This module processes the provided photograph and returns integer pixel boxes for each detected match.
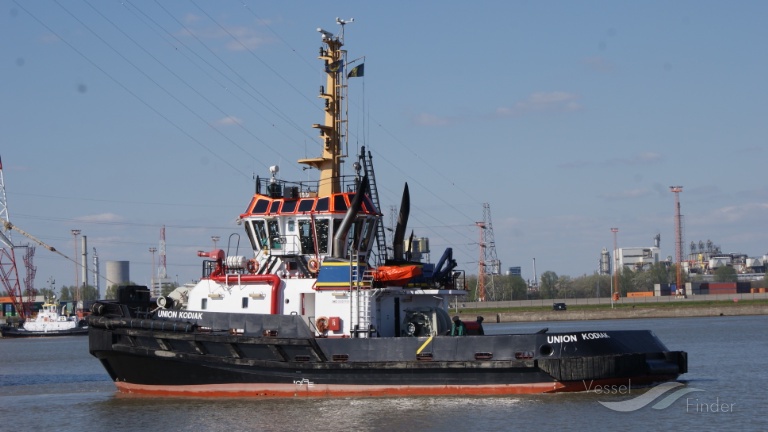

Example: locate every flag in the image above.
[347,63,364,78]
[325,60,343,74]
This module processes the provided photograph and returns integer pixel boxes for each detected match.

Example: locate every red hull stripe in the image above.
[115,382,567,398]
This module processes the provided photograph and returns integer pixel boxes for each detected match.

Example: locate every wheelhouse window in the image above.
[298,199,314,212]
[242,297,249,309]
[333,195,348,212]
[252,199,269,214]
[245,220,257,250]
[252,220,268,249]
[268,219,282,249]
[315,218,330,254]
[315,197,329,212]
[298,220,315,254]
[282,200,298,213]
[201,298,208,310]
[356,217,376,253]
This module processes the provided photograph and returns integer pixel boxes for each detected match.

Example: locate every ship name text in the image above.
[546,332,610,344]
[156,309,204,320]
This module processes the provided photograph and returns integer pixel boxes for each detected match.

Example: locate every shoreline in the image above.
[463,303,768,323]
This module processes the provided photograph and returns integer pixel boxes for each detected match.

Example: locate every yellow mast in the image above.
[298,22,350,196]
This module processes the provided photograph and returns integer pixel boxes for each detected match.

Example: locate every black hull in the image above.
[88,312,687,397]
[2,326,89,338]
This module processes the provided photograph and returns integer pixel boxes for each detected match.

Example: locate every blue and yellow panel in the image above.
[316,261,369,288]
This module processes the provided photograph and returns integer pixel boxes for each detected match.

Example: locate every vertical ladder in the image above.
[351,264,374,337]
[359,146,388,264]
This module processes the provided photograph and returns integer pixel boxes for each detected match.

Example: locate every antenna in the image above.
[336,17,354,40]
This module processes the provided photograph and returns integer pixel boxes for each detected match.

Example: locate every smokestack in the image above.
[81,236,88,292]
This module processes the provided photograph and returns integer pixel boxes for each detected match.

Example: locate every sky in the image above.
[2,0,767,293]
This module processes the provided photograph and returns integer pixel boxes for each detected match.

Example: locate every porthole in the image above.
[539,344,554,356]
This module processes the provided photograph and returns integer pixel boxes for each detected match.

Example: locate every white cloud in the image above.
[584,56,615,73]
[559,152,663,169]
[182,13,202,25]
[707,202,768,224]
[224,27,269,51]
[214,116,242,126]
[412,113,453,127]
[497,91,582,117]
[178,25,269,51]
[599,188,651,200]
[75,213,124,223]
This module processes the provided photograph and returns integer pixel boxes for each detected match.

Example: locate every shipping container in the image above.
[627,291,654,298]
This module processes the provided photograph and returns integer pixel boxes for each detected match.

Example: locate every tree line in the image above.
[462,263,767,301]
[1,282,179,301]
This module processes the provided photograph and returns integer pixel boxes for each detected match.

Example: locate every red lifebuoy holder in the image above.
[316,316,328,333]
[308,258,320,273]
[247,259,259,274]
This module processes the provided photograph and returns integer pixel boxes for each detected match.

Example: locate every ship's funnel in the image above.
[392,183,410,260]
[333,176,369,258]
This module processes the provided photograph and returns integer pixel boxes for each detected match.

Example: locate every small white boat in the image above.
[1,296,87,337]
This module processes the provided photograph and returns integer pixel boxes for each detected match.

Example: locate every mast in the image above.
[297,19,353,196]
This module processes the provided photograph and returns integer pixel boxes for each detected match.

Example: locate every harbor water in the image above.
[1,315,766,431]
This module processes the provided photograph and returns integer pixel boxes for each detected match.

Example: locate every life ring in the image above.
[308,257,320,273]
[247,259,259,274]
[316,316,328,333]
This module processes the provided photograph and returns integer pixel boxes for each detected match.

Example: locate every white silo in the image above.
[600,248,611,274]
[106,260,130,288]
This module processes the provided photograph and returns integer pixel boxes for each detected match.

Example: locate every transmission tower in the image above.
[475,221,486,302]
[475,203,501,301]
[670,186,685,296]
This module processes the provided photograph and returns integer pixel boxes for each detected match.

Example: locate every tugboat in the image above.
[88,21,687,397]
[2,295,87,337]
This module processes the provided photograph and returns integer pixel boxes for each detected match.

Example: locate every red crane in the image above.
[0,156,35,320]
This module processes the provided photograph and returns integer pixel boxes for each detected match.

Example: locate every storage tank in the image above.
[106,261,130,287]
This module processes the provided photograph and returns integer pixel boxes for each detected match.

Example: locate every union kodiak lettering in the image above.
[155,309,204,320]
[546,333,611,343]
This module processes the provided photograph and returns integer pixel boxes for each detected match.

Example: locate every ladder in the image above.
[351,265,375,337]
[359,146,388,264]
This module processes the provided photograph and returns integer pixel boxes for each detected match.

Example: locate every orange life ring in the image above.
[316,316,328,333]
[246,259,259,274]
[308,258,320,273]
